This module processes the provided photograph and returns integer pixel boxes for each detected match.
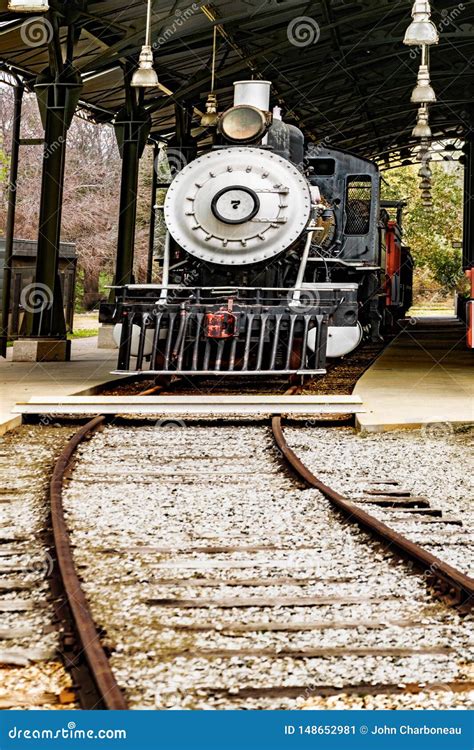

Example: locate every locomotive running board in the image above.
[15,395,364,418]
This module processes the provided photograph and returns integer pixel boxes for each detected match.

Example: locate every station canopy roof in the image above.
[0,0,473,166]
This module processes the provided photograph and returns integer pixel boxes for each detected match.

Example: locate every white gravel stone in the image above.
[63,423,474,710]
[0,425,77,707]
[285,424,474,575]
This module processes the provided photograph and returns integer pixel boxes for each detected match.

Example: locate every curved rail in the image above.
[271,415,474,610]
[50,415,128,709]
[48,376,178,708]
[47,371,472,710]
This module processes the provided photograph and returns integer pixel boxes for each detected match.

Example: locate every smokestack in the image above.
[233,80,271,111]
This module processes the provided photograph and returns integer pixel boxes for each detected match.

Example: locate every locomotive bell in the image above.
[200,93,218,128]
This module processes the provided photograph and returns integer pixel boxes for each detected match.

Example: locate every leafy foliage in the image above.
[381,162,465,294]
[0,137,7,187]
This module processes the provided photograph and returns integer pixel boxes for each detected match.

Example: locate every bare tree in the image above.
[0,85,153,309]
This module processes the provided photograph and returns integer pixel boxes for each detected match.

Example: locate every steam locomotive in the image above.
[110,80,413,376]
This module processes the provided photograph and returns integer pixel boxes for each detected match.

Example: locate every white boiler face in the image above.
[164,147,311,266]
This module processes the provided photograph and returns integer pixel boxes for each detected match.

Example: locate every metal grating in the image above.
[0,2,472,163]
[117,308,328,375]
[344,176,372,235]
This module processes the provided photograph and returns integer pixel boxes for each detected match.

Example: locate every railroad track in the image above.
[47,400,473,710]
[272,418,473,607]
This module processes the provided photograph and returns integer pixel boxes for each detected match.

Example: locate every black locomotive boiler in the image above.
[109,80,413,376]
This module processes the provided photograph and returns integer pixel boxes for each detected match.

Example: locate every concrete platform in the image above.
[2,318,472,435]
[0,337,128,435]
[355,317,473,432]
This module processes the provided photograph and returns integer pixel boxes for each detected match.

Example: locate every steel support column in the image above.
[146,143,159,284]
[23,71,82,338]
[463,135,474,348]
[110,104,151,299]
[115,138,139,288]
[0,81,23,358]
[463,137,473,271]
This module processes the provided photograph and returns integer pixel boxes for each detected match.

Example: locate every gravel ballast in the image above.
[63,422,473,710]
[285,424,474,576]
[0,424,77,709]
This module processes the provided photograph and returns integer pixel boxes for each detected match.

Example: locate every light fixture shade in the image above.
[131,45,159,88]
[403,1,439,45]
[416,146,430,161]
[411,82,436,103]
[413,122,432,138]
[411,65,436,103]
[412,106,432,138]
[416,152,429,162]
[404,20,439,46]
[421,190,432,199]
[419,178,431,189]
[418,164,432,179]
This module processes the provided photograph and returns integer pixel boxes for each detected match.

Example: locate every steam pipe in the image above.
[159,231,171,301]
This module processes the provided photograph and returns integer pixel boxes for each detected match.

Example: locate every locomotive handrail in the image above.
[108,285,352,291]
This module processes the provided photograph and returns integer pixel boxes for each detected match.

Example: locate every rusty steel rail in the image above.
[50,415,128,710]
[48,378,172,708]
[271,416,474,611]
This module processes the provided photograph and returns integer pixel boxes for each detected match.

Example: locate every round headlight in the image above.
[218,105,267,143]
